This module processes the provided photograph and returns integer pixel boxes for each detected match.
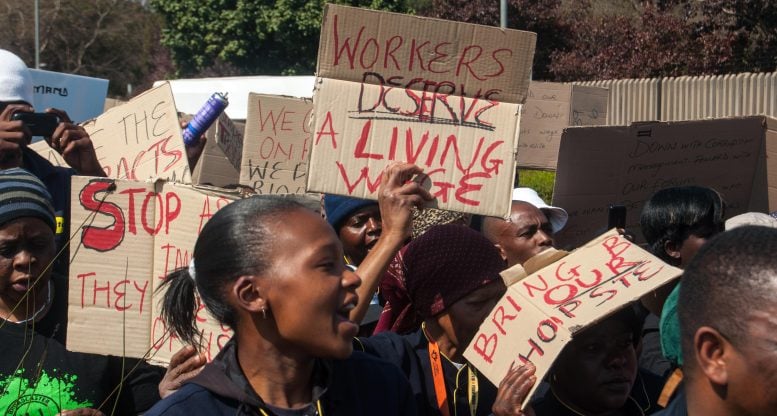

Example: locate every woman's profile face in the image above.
[260,208,362,359]
[550,316,638,414]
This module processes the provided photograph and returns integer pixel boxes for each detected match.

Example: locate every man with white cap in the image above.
[0,49,104,175]
[480,187,568,267]
[0,49,105,274]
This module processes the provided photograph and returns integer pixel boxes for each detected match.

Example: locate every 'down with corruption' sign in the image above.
[66,176,237,364]
[464,230,681,407]
[552,116,776,248]
[240,93,312,194]
[306,5,537,217]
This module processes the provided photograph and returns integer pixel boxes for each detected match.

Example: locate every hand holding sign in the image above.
[492,362,537,416]
[179,118,207,172]
[379,162,434,244]
[348,162,433,324]
[46,108,106,177]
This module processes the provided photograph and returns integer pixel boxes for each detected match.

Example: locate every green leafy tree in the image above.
[151,0,417,76]
[424,0,573,80]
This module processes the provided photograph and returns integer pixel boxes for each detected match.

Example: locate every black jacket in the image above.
[0,310,162,415]
[145,338,417,416]
[357,329,499,416]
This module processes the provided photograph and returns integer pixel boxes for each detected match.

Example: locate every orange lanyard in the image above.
[428,338,451,416]
[426,333,479,416]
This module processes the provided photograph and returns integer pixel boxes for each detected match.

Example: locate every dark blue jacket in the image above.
[145,339,417,416]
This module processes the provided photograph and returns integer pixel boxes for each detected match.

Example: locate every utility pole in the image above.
[34,0,40,68]
[500,0,507,28]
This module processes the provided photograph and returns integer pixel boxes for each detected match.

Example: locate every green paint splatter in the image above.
[0,369,93,415]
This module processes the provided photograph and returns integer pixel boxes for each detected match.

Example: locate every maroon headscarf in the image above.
[374,224,506,334]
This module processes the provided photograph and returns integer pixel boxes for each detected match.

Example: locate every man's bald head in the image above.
[482,201,554,267]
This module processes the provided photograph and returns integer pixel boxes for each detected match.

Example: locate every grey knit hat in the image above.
[0,168,55,231]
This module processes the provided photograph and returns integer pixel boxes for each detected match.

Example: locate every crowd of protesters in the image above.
[2,43,777,416]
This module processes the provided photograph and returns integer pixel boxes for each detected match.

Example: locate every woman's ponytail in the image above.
[158,266,200,346]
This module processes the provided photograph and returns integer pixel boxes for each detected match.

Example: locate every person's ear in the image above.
[231,275,267,314]
[694,326,730,386]
[493,242,508,262]
[664,239,682,261]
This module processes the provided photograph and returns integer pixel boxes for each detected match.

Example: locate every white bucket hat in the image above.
[0,49,34,105]
[512,187,568,234]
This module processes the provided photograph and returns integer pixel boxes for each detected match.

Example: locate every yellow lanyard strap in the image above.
[467,366,479,416]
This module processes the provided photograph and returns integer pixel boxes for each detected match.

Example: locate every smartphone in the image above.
[607,204,627,230]
[10,112,60,137]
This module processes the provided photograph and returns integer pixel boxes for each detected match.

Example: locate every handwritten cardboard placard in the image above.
[552,116,774,248]
[464,230,681,407]
[67,176,236,363]
[517,82,608,170]
[191,112,245,188]
[81,82,190,183]
[307,5,536,217]
[240,94,312,194]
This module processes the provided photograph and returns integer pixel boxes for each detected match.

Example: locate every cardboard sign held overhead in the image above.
[552,116,775,248]
[81,82,190,183]
[307,5,537,217]
[464,230,681,407]
[67,176,236,363]
[517,82,608,170]
[191,111,245,188]
[240,94,312,194]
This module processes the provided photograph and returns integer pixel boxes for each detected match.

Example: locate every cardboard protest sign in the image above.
[29,69,109,123]
[464,230,681,407]
[80,82,190,183]
[307,5,536,217]
[517,82,608,170]
[552,116,776,248]
[191,112,245,188]
[240,94,312,194]
[67,176,236,363]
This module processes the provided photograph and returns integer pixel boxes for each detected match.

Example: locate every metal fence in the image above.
[575,72,777,125]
